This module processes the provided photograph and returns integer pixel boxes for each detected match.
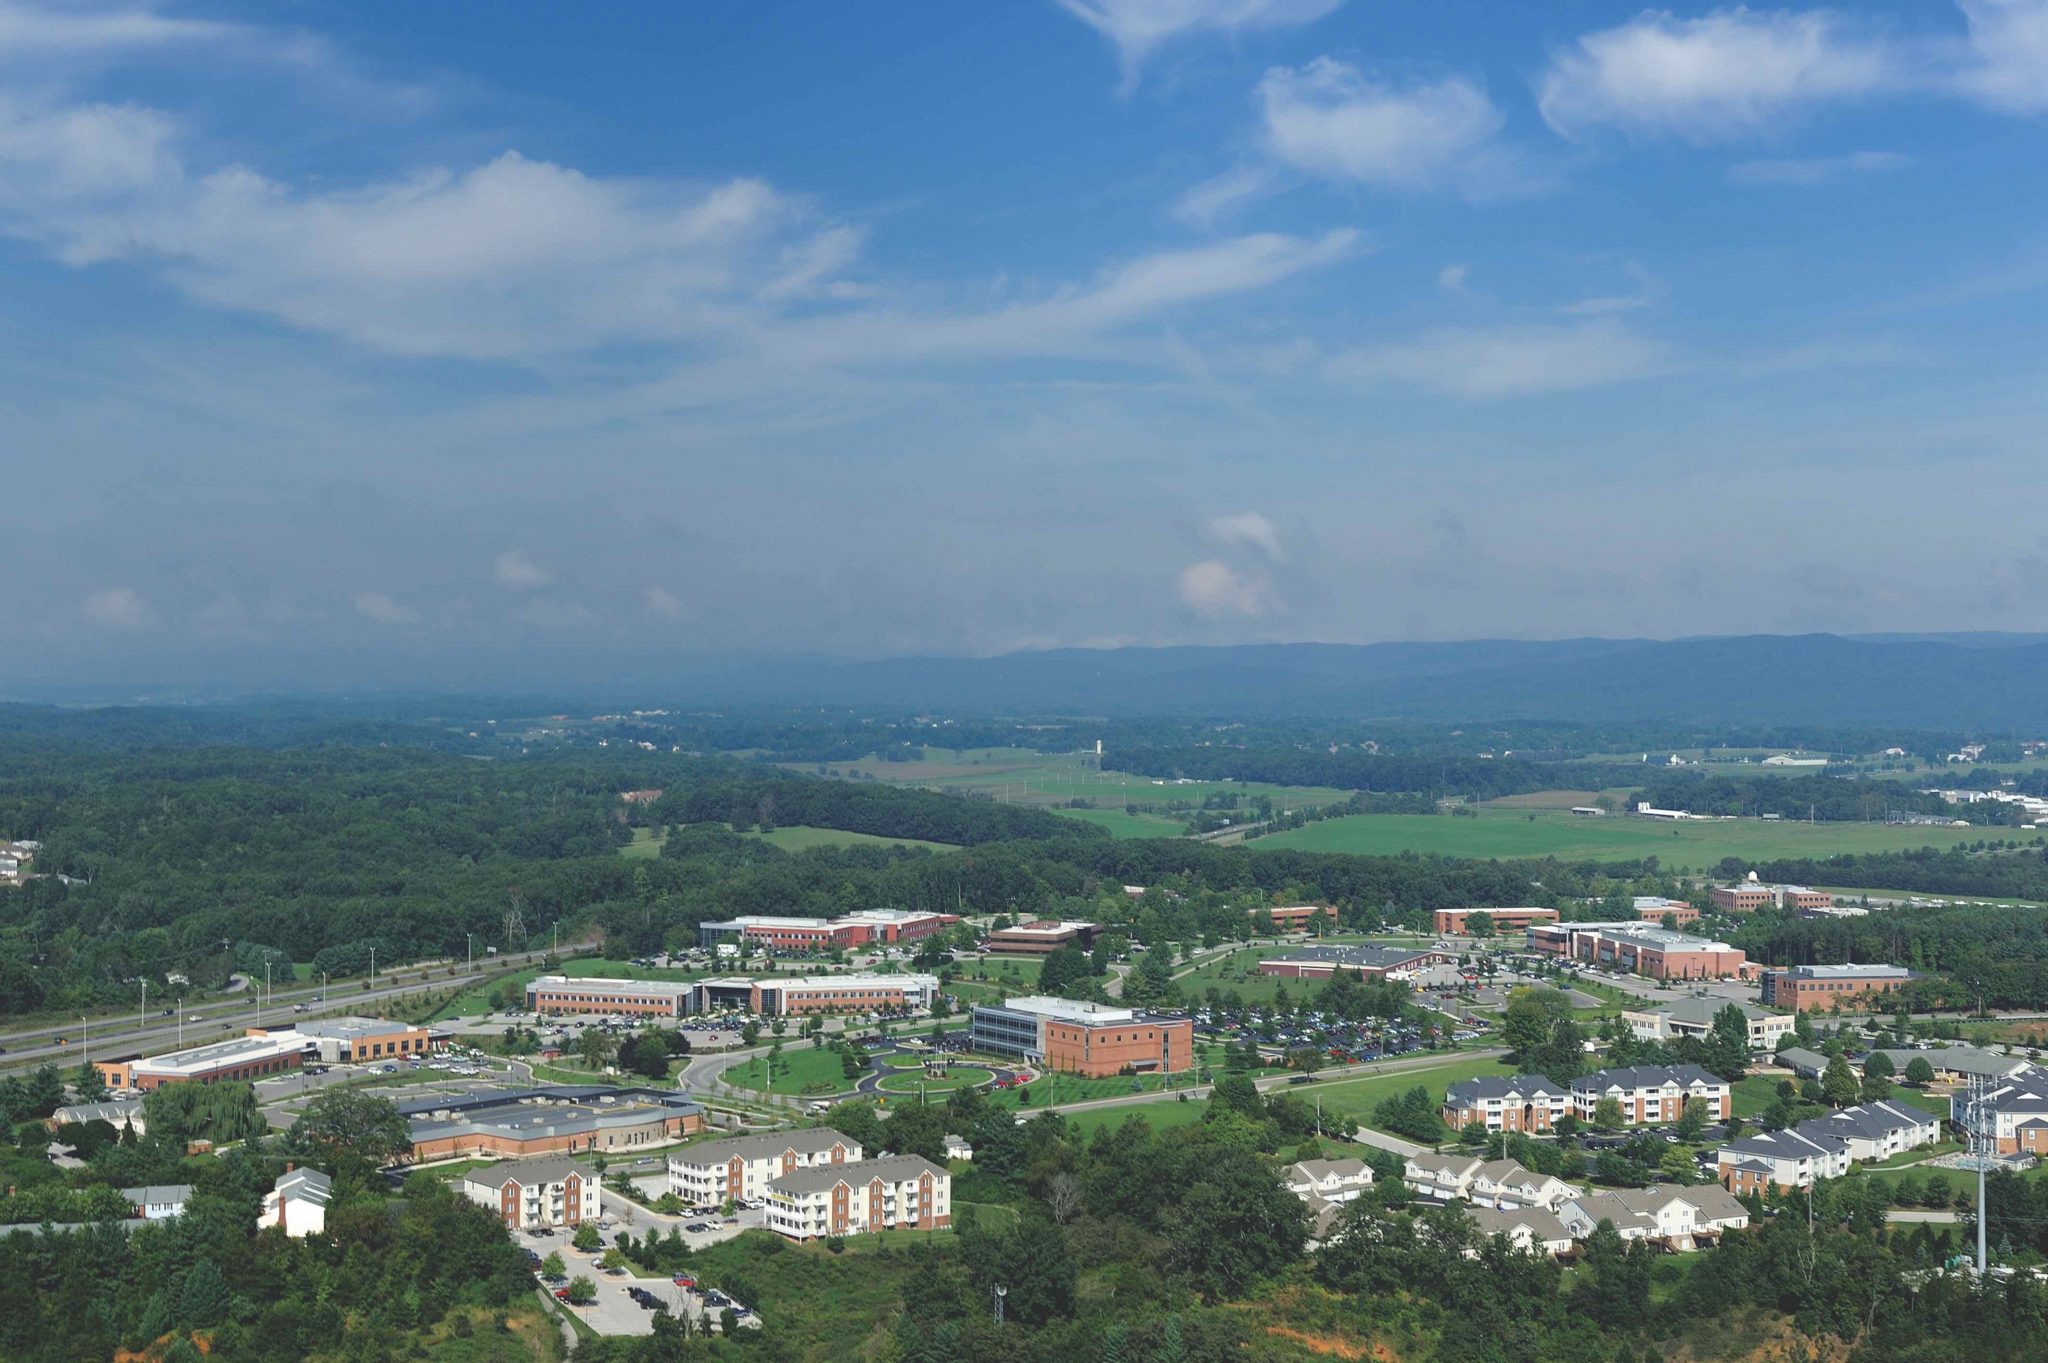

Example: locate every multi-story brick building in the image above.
[1256,905,1340,931]
[696,910,960,952]
[666,1129,862,1206]
[1708,884,1773,913]
[1524,922,1747,980]
[1432,907,1559,936]
[1569,1064,1730,1124]
[968,996,1193,1077]
[1717,1127,1850,1193]
[462,1156,600,1229]
[401,1085,705,1162]
[524,976,695,1017]
[268,1017,441,1064]
[1631,897,1700,926]
[94,1031,310,1093]
[764,1155,950,1240]
[983,920,1098,954]
[1759,964,1915,1012]
[692,973,940,1017]
[1441,1074,1573,1132]
[1959,1070,2048,1155]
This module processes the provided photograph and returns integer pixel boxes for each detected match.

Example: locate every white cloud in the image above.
[1954,0,2048,113]
[1258,58,1508,191]
[1727,149,1910,184]
[644,585,683,618]
[1176,558,1272,616]
[0,1,238,61]
[494,550,554,589]
[1206,511,1285,562]
[82,585,144,628]
[1325,319,1673,399]
[1537,9,1895,143]
[1171,163,1275,226]
[1056,0,1342,91]
[352,591,418,625]
[1438,263,1469,293]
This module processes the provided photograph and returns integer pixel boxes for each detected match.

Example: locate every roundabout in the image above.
[870,1063,996,1094]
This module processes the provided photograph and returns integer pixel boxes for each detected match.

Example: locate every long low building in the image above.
[1758,964,1916,1012]
[983,920,1098,954]
[525,976,695,1018]
[667,1128,864,1206]
[1433,907,1559,936]
[1525,921,1748,981]
[764,1154,951,1240]
[1717,1099,1940,1191]
[94,1031,311,1093]
[1559,1185,1749,1250]
[1442,1074,1572,1132]
[691,973,939,1017]
[1258,944,1454,981]
[697,909,960,952]
[1258,905,1340,930]
[400,1085,705,1162]
[1623,998,1795,1051]
[259,1017,441,1064]
[969,996,1193,1077]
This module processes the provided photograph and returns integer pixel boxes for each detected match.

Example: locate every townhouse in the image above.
[666,1129,862,1206]
[1467,1206,1575,1257]
[1441,1073,1572,1132]
[764,1155,950,1240]
[462,1156,600,1229]
[1801,1101,1941,1162]
[1558,1185,1749,1250]
[1469,1159,1581,1212]
[1717,1128,1851,1193]
[1404,1152,1484,1203]
[1570,1064,1731,1124]
[1282,1158,1374,1207]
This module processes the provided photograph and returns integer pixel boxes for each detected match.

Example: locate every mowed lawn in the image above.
[724,1046,860,1096]
[1050,806,1190,839]
[806,747,1353,814]
[1309,1055,1521,1127]
[1256,809,2009,872]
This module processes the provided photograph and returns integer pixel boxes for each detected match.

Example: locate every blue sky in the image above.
[5,0,2048,687]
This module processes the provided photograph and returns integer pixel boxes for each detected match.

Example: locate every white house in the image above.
[666,1129,862,1206]
[1283,1158,1374,1206]
[1403,1152,1483,1202]
[120,1184,191,1221]
[259,1166,332,1238]
[1467,1205,1574,1257]
[1468,1159,1580,1212]
[1559,1185,1750,1250]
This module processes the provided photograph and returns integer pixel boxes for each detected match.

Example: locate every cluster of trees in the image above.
[650,772,1089,846]
[1729,893,2048,1010]
[1105,747,1649,801]
[1636,773,1962,823]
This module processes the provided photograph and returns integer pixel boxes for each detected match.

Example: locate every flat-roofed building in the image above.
[666,1129,862,1206]
[1759,964,1915,1012]
[1871,1046,2035,1085]
[461,1156,600,1229]
[1257,905,1340,931]
[401,1085,705,1162]
[727,973,939,1017]
[266,1017,439,1064]
[697,909,960,952]
[1623,998,1794,1050]
[968,996,1193,1077]
[1525,921,1746,981]
[94,1031,311,1093]
[1772,886,1834,911]
[1709,884,1772,914]
[765,1155,950,1240]
[1631,897,1700,926]
[525,975,693,1018]
[983,920,1098,954]
[1257,944,1453,981]
[1433,907,1559,936]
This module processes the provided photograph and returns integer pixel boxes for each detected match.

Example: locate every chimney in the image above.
[284,1162,294,1173]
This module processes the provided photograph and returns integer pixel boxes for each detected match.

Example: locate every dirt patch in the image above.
[1661,1311,1848,1363]
[1261,1325,1399,1360]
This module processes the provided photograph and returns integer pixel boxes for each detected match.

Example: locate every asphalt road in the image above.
[0,946,561,1073]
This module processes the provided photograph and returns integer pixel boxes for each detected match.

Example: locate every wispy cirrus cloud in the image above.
[1325,319,1674,399]
[1056,0,1342,92]
[1727,149,1910,185]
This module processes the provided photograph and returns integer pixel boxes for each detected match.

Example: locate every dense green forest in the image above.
[1730,898,2048,1009]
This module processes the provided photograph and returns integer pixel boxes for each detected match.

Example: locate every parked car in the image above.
[672,1275,696,1288]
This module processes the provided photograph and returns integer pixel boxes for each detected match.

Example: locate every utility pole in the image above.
[81,1014,89,1068]
[992,1285,1006,1327]
[139,979,147,1039]
[262,960,271,1027]
[466,933,474,974]
[176,1001,185,1049]
[321,972,328,1006]
[369,946,377,982]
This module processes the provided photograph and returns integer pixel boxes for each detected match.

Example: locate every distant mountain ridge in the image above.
[759,633,2048,728]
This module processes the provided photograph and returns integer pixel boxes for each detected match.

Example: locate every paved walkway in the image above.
[1887,1208,1963,1224]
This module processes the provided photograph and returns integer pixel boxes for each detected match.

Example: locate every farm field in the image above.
[622,824,957,856]
[1255,809,2013,871]
[1050,806,1189,839]
[803,747,1354,815]
[1305,1054,1520,1128]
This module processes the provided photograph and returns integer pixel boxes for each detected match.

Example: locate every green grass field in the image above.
[624,824,956,857]
[724,1046,860,1096]
[1306,1055,1520,1128]
[873,1065,993,1094]
[1049,807,1190,839]
[1254,808,2021,872]
[1063,1095,1212,1139]
[800,747,1353,816]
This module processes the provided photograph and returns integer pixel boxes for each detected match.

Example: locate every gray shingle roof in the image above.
[668,1129,859,1166]
[768,1154,944,1196]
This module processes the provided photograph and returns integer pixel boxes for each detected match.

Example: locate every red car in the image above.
[552,1287,572,1301]
[672,1275,696,1288]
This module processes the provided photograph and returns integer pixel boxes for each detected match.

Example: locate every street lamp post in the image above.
[321,972,328,1006]
[369,946,377,982]
[177,1000,185,1049]
[466,933,474,973]
[80,1014,89,1068]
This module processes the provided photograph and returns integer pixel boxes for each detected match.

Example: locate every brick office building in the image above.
[968,996,1193,1077]
[1433,907,1560,936]
[524,976,694,1018]
[1759,964,1915,1012]
[94,1032,310,1093]
[1524,922,1747,981]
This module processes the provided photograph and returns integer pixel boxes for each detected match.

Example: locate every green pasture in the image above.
[1255,808,2014,872]
[1050,807,1190,839]
[805,747,1353,815]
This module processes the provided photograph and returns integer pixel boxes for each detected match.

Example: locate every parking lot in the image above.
[512,1225,759,1336]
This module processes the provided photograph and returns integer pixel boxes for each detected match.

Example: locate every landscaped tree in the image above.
[283,1088,410,1185]
[573,1223,601,1252]
[1861,1051,1895,1102]
[566,1276,596,1304]
[1674,1095,1709,1143]
[1706,1005,1753,1081]
[1592,1096,1626,1132]
[1821,1052,1861,1107]
[1463,911,1495,940]
[542,1252,566,1277]
[1905,1055,1936,1087]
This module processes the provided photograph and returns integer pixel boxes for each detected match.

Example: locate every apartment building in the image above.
[1622,998,1795,1051]
[764,1155,950,1240]
[1570,1064,1731,1124]
[1558,1185,1749,1250]
[1759,964,1915,1012]
[1717,1127,1850,1193]
[1965,1072,2048,1155]
[1432,906,1559,936]
[666,1129,862,1206]
[462,1156,599,1229]
[968,996,1193,1077]
[1524,922,1748,981]
[1441,1073,1572,1132]
[524,976,694,1018]
[1801,1101,1942,1162]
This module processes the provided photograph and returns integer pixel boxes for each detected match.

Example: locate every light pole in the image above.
[262,961,271,1027]
[80,1014,89,1068]
[321,972,328,1006]
[992,1285,1006,1326]
[466,933,474,974]
[369,946,377,982]
[177,1000,185,1049]
[139,980,147,1039]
